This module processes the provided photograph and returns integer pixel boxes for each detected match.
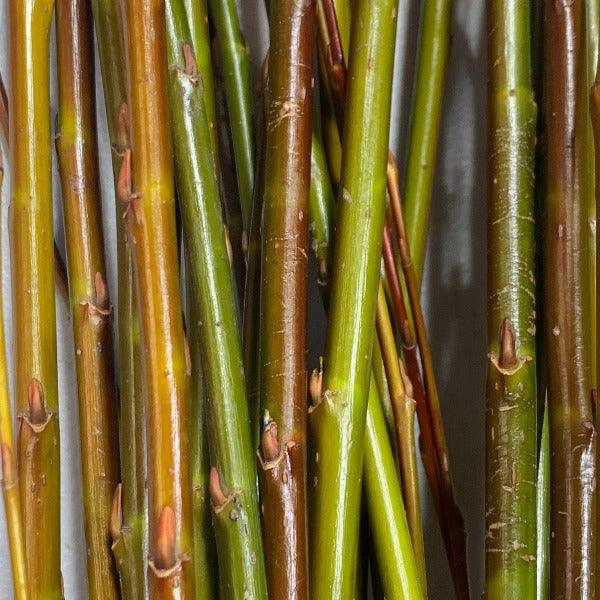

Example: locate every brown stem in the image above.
[257,1,315,597]
[546,0,596,596]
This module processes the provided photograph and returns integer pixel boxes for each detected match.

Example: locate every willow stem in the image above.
[257,1,314,597]
[485,2,538,598]
[9,1,61,596]
[208,0,255,232]
[536,399,550,600]
[91,1,147,595]
[375,286,427,593]
[120,0,194,594]
[184,0,219,160]
[363,376,424,600]
[402,0,453,281]
[309,0,398,596]
[55,0,121,597]
[588,0,599,390]
[318,0,468,592]
[0,153,28,600]
[164,2,267,597]
[546,1,596,595]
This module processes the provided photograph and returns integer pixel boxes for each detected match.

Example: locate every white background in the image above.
[0,1,487,597]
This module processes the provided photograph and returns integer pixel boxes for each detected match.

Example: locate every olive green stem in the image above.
[0,153,28,600]
[184,0,219,159]
[402,0,453,281]
[164,2,267,597]
[9,1,61,596]
[186,289,218,599]
[485,2,538,598]
[308,48,425,600]
[363,377,424,600]
[309,0,398,596]
[55,0,121,596]
[91,1,147,595]
[309,125,335,288]
[208,0,255,231]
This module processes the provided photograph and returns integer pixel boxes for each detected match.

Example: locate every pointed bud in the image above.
[182,43,198,78]
[309,360,323,406]
[260,422,279,462]
[117,149,132,204]
[117,149,133,204]
[116,103,129,152]
[498,318,519,370]
[154,506,177,570]
[183,335,192,376]
[208,467,228,508]
[399,318,414,348]
[398,359,414,399]
[110,483,123,542]
[28,379,47,425]
[95,272,108,309]
[224,225,233,266]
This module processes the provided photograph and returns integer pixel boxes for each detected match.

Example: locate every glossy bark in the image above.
[9,1,61,596]
[121,0,194,594]
[546,1,596,596]
[55,0,120,596]
[258,0,314,597]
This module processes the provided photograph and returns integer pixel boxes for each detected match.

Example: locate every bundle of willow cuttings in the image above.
[1,0,596,599]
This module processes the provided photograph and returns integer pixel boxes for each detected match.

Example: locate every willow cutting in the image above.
[91,0,147,594]
[9,1,61,597]
[55,0,120,596]
[165,0,267,596]
[545,0,596,596]
[309,0,399,596]
[120,0,194,594]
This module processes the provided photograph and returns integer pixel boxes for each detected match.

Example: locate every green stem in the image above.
[9,1,61,596]
[546,1,596,595]
[186,283,219,599]
[485,2,538,598]
[309,125,335,288]
[208,0,255,231]
[363,377,424,600]
[307,56,425,600]
[184,0,219,159]
[91,1,147,595]
[164,3,267,597]
[55,0,120,596]
[402,0,453,281]
[309,0,398,595]
[375,287,427,593]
